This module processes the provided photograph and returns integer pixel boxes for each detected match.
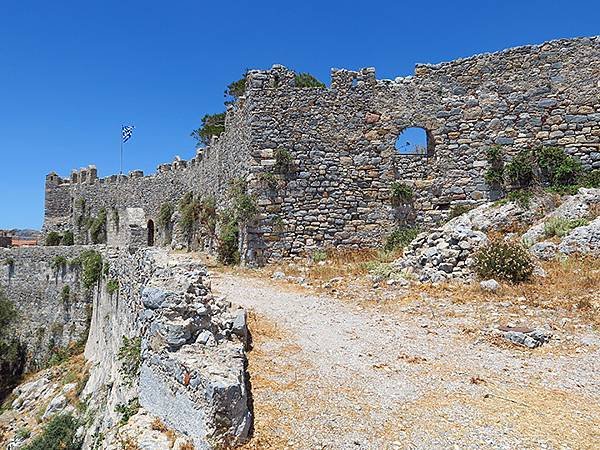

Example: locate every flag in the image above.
[122,125,134,143]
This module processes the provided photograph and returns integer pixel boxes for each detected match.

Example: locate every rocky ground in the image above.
[212,265,600,450]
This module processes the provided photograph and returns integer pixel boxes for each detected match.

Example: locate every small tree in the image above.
[295,73,325,88]
[225,76,247,104]
[191,113,226,146]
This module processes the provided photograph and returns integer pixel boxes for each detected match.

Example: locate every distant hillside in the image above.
[3,229,41,240]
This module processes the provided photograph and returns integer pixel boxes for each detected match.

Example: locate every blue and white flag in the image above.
[122,125,134,143]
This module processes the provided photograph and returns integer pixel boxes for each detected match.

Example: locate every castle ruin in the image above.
[43,36,600,264]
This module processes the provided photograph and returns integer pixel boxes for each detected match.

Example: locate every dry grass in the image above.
[179,441,195,450]
[150,417,176,446]
[417,256,600,326]
[119,436,141,450]
[383,381,600,449]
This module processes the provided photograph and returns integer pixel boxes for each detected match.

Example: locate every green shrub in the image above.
[199,196,217,236]
[217,218,240,265]
[74,250,103,290]
[390,182,414,205]
[229,178,257,223]
[544,217,589,238]
[448,204,476,220]
[384,227,419,252]
[225,76,246,103]
[179,192,201,245]
[507,189,533,209]
[51,256,68,272]
[115,398,140,426]
[21,413,81,450]
[579,169,600,188]
[117,336,141,387]
[89,208,107,244]
[312,250,327,262]
[16,427,31,440]
[294,73,325,88]
[363,261,403,280]
[62,231,74,246]
[273,148,293,173]
[60,285,71,304]
[45,232,62,246]
[504,150,535,188]
[484,145,505,186]
[158,202,174,229]
[106,279,119,296]
[473,239,533,283]
[258,171,279,189]
[537,146,582,187]
[0,291,17,331]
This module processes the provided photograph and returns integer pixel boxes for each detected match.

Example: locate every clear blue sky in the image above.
[0,0,598,229]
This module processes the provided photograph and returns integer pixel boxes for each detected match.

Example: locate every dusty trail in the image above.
[211,271,600,450]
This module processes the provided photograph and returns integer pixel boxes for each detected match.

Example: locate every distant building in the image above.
[0,230,38,248]
[0,232,10,248]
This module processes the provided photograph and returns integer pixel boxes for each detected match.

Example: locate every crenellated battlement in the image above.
[42,36,600,264]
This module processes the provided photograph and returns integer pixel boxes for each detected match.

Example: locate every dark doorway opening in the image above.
[147,220,155,246]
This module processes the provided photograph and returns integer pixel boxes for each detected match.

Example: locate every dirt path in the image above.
[211,271,600,450]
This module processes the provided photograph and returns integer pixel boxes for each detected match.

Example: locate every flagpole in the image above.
[120,124,123,176]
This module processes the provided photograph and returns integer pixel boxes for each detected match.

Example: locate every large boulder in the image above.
[522,188,600,245]
[558,216,600,256]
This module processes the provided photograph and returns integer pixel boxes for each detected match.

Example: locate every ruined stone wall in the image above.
[42,101,254,246]
[83,248,250,449]
[246,36,599,261]
[42,36,600,263]
[0,245,93,370]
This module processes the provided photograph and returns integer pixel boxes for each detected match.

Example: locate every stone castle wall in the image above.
[246,37,599,261]
[0,245,93,370]
[43,101,254,245]
[43,36,600,263]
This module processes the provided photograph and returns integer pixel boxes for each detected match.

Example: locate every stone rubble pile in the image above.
[523,188,600,259]
[393,200,543,282]
[394,189,600,283]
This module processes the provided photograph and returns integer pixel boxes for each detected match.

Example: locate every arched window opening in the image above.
[395,127,432,156]
[147,220,155,247]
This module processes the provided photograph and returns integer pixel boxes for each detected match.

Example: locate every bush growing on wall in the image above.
[487,146,586,192]
[274,148,293,174]
[118,336,141,387]
[199,196,217,237]
[217,217,240,265]
[89,208,107,244]
[0,291,25,403]
[537,146,582,186]
[504,150,535,188]
[484,145,505,187]
[390,182,414,206]
[62,231,74,246]
[71,250,103,290]
[46,232,62,246]
[229,178,257,223]
[191,112,226,146]
[158,202,174,229]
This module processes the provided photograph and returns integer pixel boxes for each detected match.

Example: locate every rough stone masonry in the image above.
[42,36,600,264]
